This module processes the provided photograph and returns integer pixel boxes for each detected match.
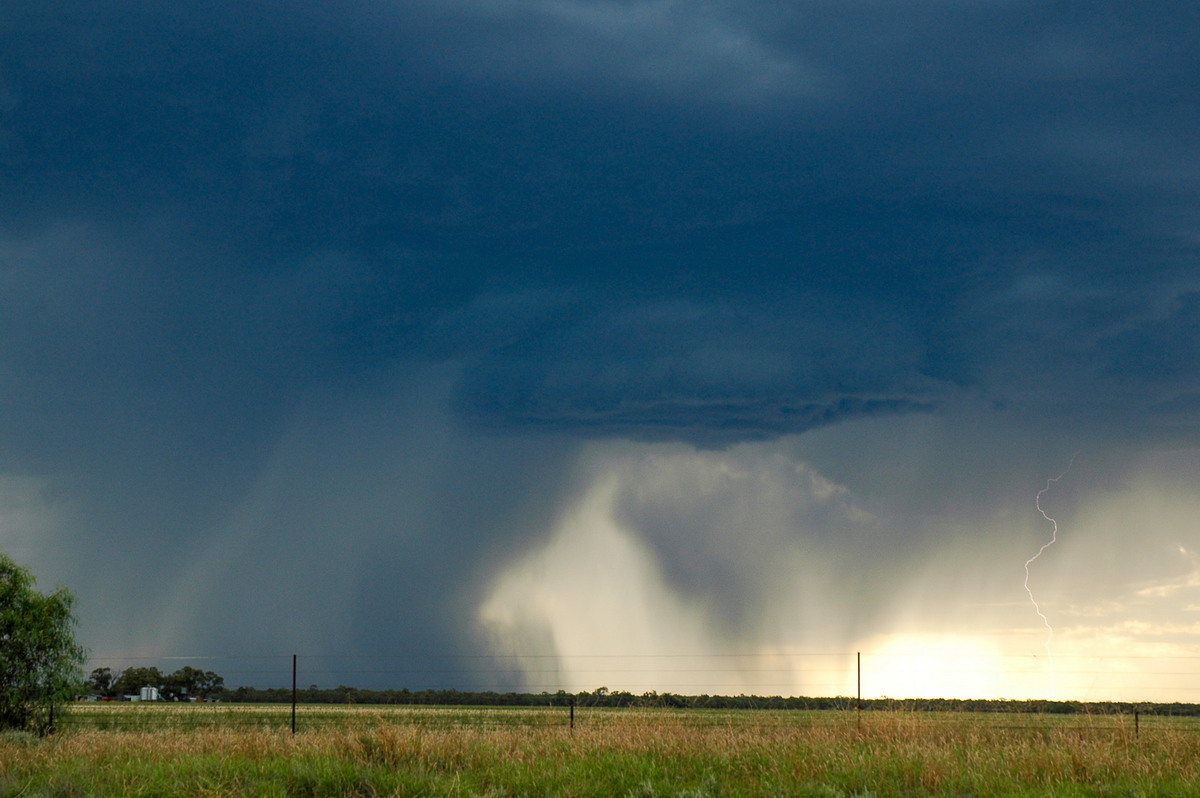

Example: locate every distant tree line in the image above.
[87,666,224,701]
[216,684,1200,716]
[85,664,1200,716]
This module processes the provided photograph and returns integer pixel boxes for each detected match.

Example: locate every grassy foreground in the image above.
[3,704,1199,797]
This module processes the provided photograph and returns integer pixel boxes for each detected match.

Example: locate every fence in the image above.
[60,650,1200,734]
[60,700,1200,737]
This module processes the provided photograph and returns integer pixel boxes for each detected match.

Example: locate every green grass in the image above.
[3,704,1199,796]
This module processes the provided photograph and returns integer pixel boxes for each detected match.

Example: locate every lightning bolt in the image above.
[1023,455,1076,696]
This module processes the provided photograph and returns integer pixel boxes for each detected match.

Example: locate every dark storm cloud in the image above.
[3,0,1200,684]
[453,292,946,442]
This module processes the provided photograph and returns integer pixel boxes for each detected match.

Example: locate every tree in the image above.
[0,553,86,734]
[87,666,119,698]
[162,666,224,701]
[112,666,164,697]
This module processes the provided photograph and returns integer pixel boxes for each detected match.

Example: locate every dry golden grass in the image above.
[3,706,1199,796]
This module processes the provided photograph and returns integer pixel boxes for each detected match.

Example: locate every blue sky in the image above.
[3,0,1200,699]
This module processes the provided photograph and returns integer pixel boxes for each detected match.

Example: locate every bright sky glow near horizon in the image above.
[3,1,1200,701]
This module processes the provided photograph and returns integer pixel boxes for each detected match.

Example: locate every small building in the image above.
[139,686,160,702]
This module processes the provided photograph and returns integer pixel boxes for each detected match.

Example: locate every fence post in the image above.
[570,698,575,732]
[858,652,862,726]
[292,654,298,735]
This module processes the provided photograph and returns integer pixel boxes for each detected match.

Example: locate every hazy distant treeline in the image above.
[218,686,1200,715]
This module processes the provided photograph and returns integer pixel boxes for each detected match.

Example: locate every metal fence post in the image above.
[857,652,862,728]
[292,654,298,735]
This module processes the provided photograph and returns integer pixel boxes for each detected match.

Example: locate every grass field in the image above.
[3,703,1199,796]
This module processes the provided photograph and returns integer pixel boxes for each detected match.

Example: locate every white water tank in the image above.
[139,686,160,701]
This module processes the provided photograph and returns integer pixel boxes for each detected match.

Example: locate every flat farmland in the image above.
[3,703,1199,796]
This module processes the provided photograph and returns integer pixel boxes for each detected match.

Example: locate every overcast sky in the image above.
[3,0,1199,700]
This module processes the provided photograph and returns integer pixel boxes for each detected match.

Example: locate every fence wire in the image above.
[71,649,1200,736]
[57,702,1200,738]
